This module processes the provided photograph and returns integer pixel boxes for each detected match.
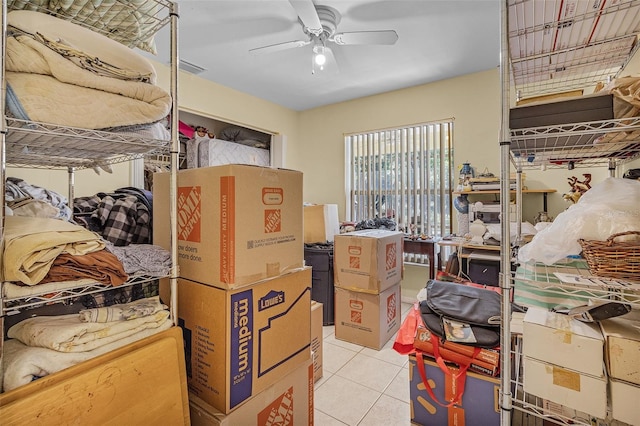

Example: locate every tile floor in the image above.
[313,301,414,426]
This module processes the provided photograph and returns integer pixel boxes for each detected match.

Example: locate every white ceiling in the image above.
[150,0,501,111]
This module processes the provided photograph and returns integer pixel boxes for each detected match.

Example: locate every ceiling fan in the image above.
[249,0,399,73]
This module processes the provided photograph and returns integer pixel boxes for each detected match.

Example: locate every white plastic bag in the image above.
[518,177,640,265]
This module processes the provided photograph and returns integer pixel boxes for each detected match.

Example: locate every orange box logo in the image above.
[385,243,397,270]
[349,256,360,269]
[177,186,201,242]
[264,209,281,233]
[350,310,362,324]
[257,386,294,426]
[262,187,284,205]
[386,292,397,324]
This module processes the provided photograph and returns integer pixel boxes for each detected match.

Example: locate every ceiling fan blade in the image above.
[331,30,399,46]
[288,0,323,34]
[249,39,310,55]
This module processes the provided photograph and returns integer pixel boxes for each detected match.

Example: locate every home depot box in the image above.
[304,204,339,243]
[408,354,500,426]
[334,283,400,350]
[523,356,607,419]
[334,229,403,294]
[310,301,323,382]
[523,307,604,377]
[600,316,640,385]
[153,165,303,289]
[164,268,311,414]
[610,378,640,426]
[188,360,314,426]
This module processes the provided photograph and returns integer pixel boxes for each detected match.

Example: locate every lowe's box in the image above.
[409,354,500,425]
[164,268,311,414]
[334,229,403,294]
[189,359,314,426]
[334,283,400,350]
[154,165,303,289]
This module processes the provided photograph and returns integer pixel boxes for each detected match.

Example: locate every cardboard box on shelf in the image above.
[153,164,303,289]
[162,268,311,414]
[334,229,403,294]
[189,360,314,426]
[408,354,500,426]
[523,307,604,377]
[523,356,607,419]
[304,204,339,243]
[610,378,640,426]
[310,301,323,383]
[600,316,640,385]
[334,283,400,350]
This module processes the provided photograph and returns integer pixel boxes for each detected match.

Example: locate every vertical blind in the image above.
[345,121,454,239]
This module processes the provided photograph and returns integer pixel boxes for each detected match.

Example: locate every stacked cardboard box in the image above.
[303,204,339,243]
[310,301,324,382]
[333,229,403,350]
[189,360,314,426]
[522,307,607,418]
[154,164,311,417]
[600,316,640,426]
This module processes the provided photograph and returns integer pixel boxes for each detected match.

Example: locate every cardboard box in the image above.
[153,165,304,289]
[189,360,314,426]
[600,316,640,385]
[303,204,339,243]
[523,356,607,419]
[334,229,403,294]
[523,307,604,377]
[310,301,323,383]
[334,283,400,350]
[166,268,311,413]
[408,354,500,426]
[610,378,640,426]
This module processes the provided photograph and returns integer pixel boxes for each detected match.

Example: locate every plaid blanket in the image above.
[74,193,150,246]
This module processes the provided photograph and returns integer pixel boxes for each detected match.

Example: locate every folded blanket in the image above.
[39,249,128,286]
[8,309,170,353]
[2,216,105,285]
[2,319,173,391]
[5,14,171,129]
[79,296,166,323]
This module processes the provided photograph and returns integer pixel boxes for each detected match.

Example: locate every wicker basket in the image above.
[578,231,640,280]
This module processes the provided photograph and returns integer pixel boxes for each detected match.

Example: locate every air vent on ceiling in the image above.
[178,59,206,75]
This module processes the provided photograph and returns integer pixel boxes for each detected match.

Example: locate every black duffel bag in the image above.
[420,279,502,349]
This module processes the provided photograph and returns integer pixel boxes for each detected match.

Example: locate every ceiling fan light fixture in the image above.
[314,46,326,66]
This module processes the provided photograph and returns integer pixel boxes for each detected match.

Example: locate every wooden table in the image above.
[436,239,501,257]
[403,238,437,279]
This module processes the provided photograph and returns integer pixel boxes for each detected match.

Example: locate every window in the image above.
[345,120,454,240]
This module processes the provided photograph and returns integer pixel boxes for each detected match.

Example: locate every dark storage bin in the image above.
[304,243,335,326]
[467,258,500,287]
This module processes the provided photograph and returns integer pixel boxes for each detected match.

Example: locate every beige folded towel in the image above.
[2,216,105,285]
[8,309,170,353]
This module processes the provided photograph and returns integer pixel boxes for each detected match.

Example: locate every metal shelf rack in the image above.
[0,0,181,391]
[499,1,640,425]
